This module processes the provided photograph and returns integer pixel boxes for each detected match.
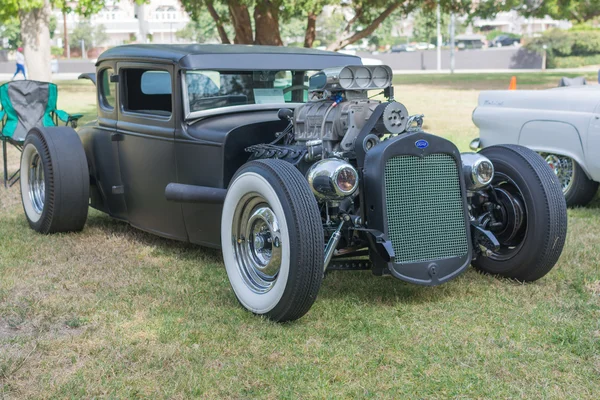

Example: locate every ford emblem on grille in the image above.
[415,139,429,149]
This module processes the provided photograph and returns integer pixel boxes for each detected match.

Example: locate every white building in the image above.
[473,11,571,35]
[54,0,192,48]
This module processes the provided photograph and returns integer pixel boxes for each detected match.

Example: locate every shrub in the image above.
[526,29,600,68]
[526,29,600,57]
[51,46,64,57]
[550,54,600,68]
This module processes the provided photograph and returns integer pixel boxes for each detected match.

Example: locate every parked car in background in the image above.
[391,44,416,53]
[472,85,600,206]
[456,34,485,50]
[491,35,521,47]
[415,42,435,50]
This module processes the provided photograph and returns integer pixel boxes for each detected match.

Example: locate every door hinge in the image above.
[109,74,120,83]
[112,185,124,195]
[111,133,124,142]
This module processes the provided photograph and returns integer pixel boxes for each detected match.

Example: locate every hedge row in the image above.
[526,29,600,57]
[549,54,600,69]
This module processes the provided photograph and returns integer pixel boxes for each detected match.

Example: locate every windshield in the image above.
[184,70,315,115]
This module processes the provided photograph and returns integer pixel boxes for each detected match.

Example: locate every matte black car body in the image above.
[17,43,566,321]
[79,44,362,247]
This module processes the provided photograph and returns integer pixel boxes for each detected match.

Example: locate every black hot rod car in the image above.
[20,44,567,321]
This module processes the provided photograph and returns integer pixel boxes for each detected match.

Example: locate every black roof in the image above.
[97,44,362,70]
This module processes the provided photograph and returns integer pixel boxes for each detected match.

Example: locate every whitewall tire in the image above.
[20,127,89,233]
[221,159,324,322]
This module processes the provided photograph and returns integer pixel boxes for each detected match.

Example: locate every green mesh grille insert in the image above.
[384,154,469,263]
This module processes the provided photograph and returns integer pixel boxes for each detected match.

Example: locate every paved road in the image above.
[0,59,96,74]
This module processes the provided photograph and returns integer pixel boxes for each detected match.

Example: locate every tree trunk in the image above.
[327,2,403,51]
[19,0,52,81]
[254,0,283,46]
[228,0,253,44]
[135,3,148,43]
[303,11,317,48]
[206,1,231,44]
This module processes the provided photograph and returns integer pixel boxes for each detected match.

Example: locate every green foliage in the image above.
[0,0,44,19]
[49,14,56,39]
[367,9,408,48]
[527,29,600,57]
[0,17,21,49]
[526,29,600,68]
[51,45,63,56]
[569,22,600,31]
[70,21,108,49]
[280,16,306,44]
[470,0,600,24]
[411,8,466,44]
[412,8,448,44]
[550,54,600,68]
[315,10,347,47]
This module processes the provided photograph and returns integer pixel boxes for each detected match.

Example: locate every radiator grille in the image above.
[384,154,468,263]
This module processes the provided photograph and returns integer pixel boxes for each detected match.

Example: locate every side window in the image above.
[122,68,172,116]
[99,68,116,109]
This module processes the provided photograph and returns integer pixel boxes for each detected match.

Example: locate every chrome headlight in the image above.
[306,159,359,201]
[461,153,494,190]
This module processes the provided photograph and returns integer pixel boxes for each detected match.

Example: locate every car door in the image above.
[116,62,187,240]
[84,62,128,220]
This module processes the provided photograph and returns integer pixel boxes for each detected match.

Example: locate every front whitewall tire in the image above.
[222,172,290,314]
[221,160,324,322]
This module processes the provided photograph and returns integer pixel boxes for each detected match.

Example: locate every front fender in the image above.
[518,120,591,179]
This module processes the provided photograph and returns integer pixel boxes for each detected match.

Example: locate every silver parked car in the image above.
[472,85,600,206]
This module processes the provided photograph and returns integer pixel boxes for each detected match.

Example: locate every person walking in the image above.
[12,47,26,80]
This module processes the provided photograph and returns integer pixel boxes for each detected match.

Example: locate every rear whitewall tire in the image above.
[21,143,44,224]
[20,127,89,234]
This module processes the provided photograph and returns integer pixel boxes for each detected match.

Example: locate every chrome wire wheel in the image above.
[27,148,45,215]
[232,193,282,294]
[21,142,47,223]
[544,154,574,194]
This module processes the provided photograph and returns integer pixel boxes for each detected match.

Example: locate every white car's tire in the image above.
[221,159,323,322]
[544,153,598,207]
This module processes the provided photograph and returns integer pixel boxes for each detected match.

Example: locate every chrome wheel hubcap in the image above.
[27,148,45,215]
[232,193,282,294]
[544,154,574,193]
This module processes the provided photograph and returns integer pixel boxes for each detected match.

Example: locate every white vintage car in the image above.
[472,85,600,206]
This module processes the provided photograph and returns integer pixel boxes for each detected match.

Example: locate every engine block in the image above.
[293,99,380,152]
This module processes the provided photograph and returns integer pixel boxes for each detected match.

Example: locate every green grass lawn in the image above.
[1,76,599,398]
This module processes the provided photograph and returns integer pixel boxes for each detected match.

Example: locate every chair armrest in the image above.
[68,113,84,121]
[54,109,70,122]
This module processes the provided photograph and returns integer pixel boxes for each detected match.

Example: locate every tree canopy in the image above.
[471,0,600,23]
[177,0,509,50]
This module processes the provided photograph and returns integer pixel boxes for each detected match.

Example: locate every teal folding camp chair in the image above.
[0,80,83,187]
